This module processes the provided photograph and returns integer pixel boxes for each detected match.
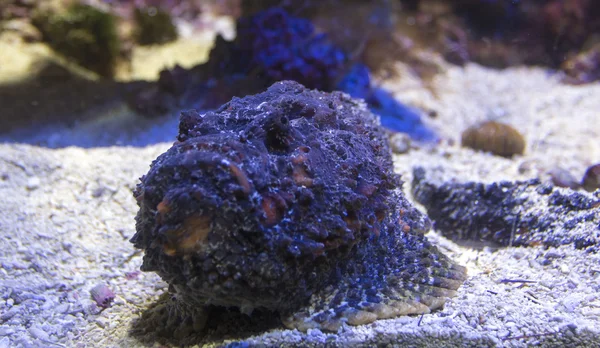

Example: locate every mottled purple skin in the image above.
[131,81,465,328]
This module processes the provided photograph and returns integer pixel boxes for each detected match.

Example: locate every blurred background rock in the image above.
[1,0,599,140]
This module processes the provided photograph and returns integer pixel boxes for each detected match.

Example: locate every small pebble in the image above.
[518,161,534,174]
[544,251,563,259]
[307,328,324,338]
[95,317,110,329]
[29,326,49,341]
[581,164,600,192]
[62,242,73,253]
[549,168,580,189]
[511,250,525,260]
[26,177,41,191]
[90,283,115,309]
[389,133,412,154]
[92,187,106,198]
[0,307,19,321]
[0,327,14,336]
[584,294,597,302]
[41,299,54,310]
[125,271,140,280]
[55,303,70,314]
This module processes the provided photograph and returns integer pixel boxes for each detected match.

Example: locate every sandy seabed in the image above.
[1,63,599,347]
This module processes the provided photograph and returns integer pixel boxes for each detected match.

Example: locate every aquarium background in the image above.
[0,1,599,347]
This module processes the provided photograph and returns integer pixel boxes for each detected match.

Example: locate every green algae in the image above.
[133,7,177,46]
[32,3,120,77]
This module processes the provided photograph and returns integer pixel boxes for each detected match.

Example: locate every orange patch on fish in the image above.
[157,199,171,215]
[293,166,314,187]
[163,215,212,255]
[228,162,251,195]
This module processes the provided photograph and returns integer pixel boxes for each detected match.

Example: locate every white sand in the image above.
[1,64,599,347]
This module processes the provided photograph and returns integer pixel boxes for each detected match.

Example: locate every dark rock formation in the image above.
[412,167,600,252]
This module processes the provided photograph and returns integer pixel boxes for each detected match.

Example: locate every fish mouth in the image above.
[154,147,257,257]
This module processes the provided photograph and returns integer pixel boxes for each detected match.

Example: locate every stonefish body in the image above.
[131,81,466,332]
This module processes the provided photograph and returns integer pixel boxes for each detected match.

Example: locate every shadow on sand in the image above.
[0,60,179,148]
[129,292,283,347]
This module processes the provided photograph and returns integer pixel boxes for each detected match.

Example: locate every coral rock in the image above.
[412,167,600,251]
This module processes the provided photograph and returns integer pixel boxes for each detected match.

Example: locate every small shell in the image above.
[90,283,115,308]
[549,168,581,190]
[461,121,525,158]
[582,164,600,192]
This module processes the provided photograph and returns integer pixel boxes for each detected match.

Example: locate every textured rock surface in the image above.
[412,167,600,251]
[131,81,466,333]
